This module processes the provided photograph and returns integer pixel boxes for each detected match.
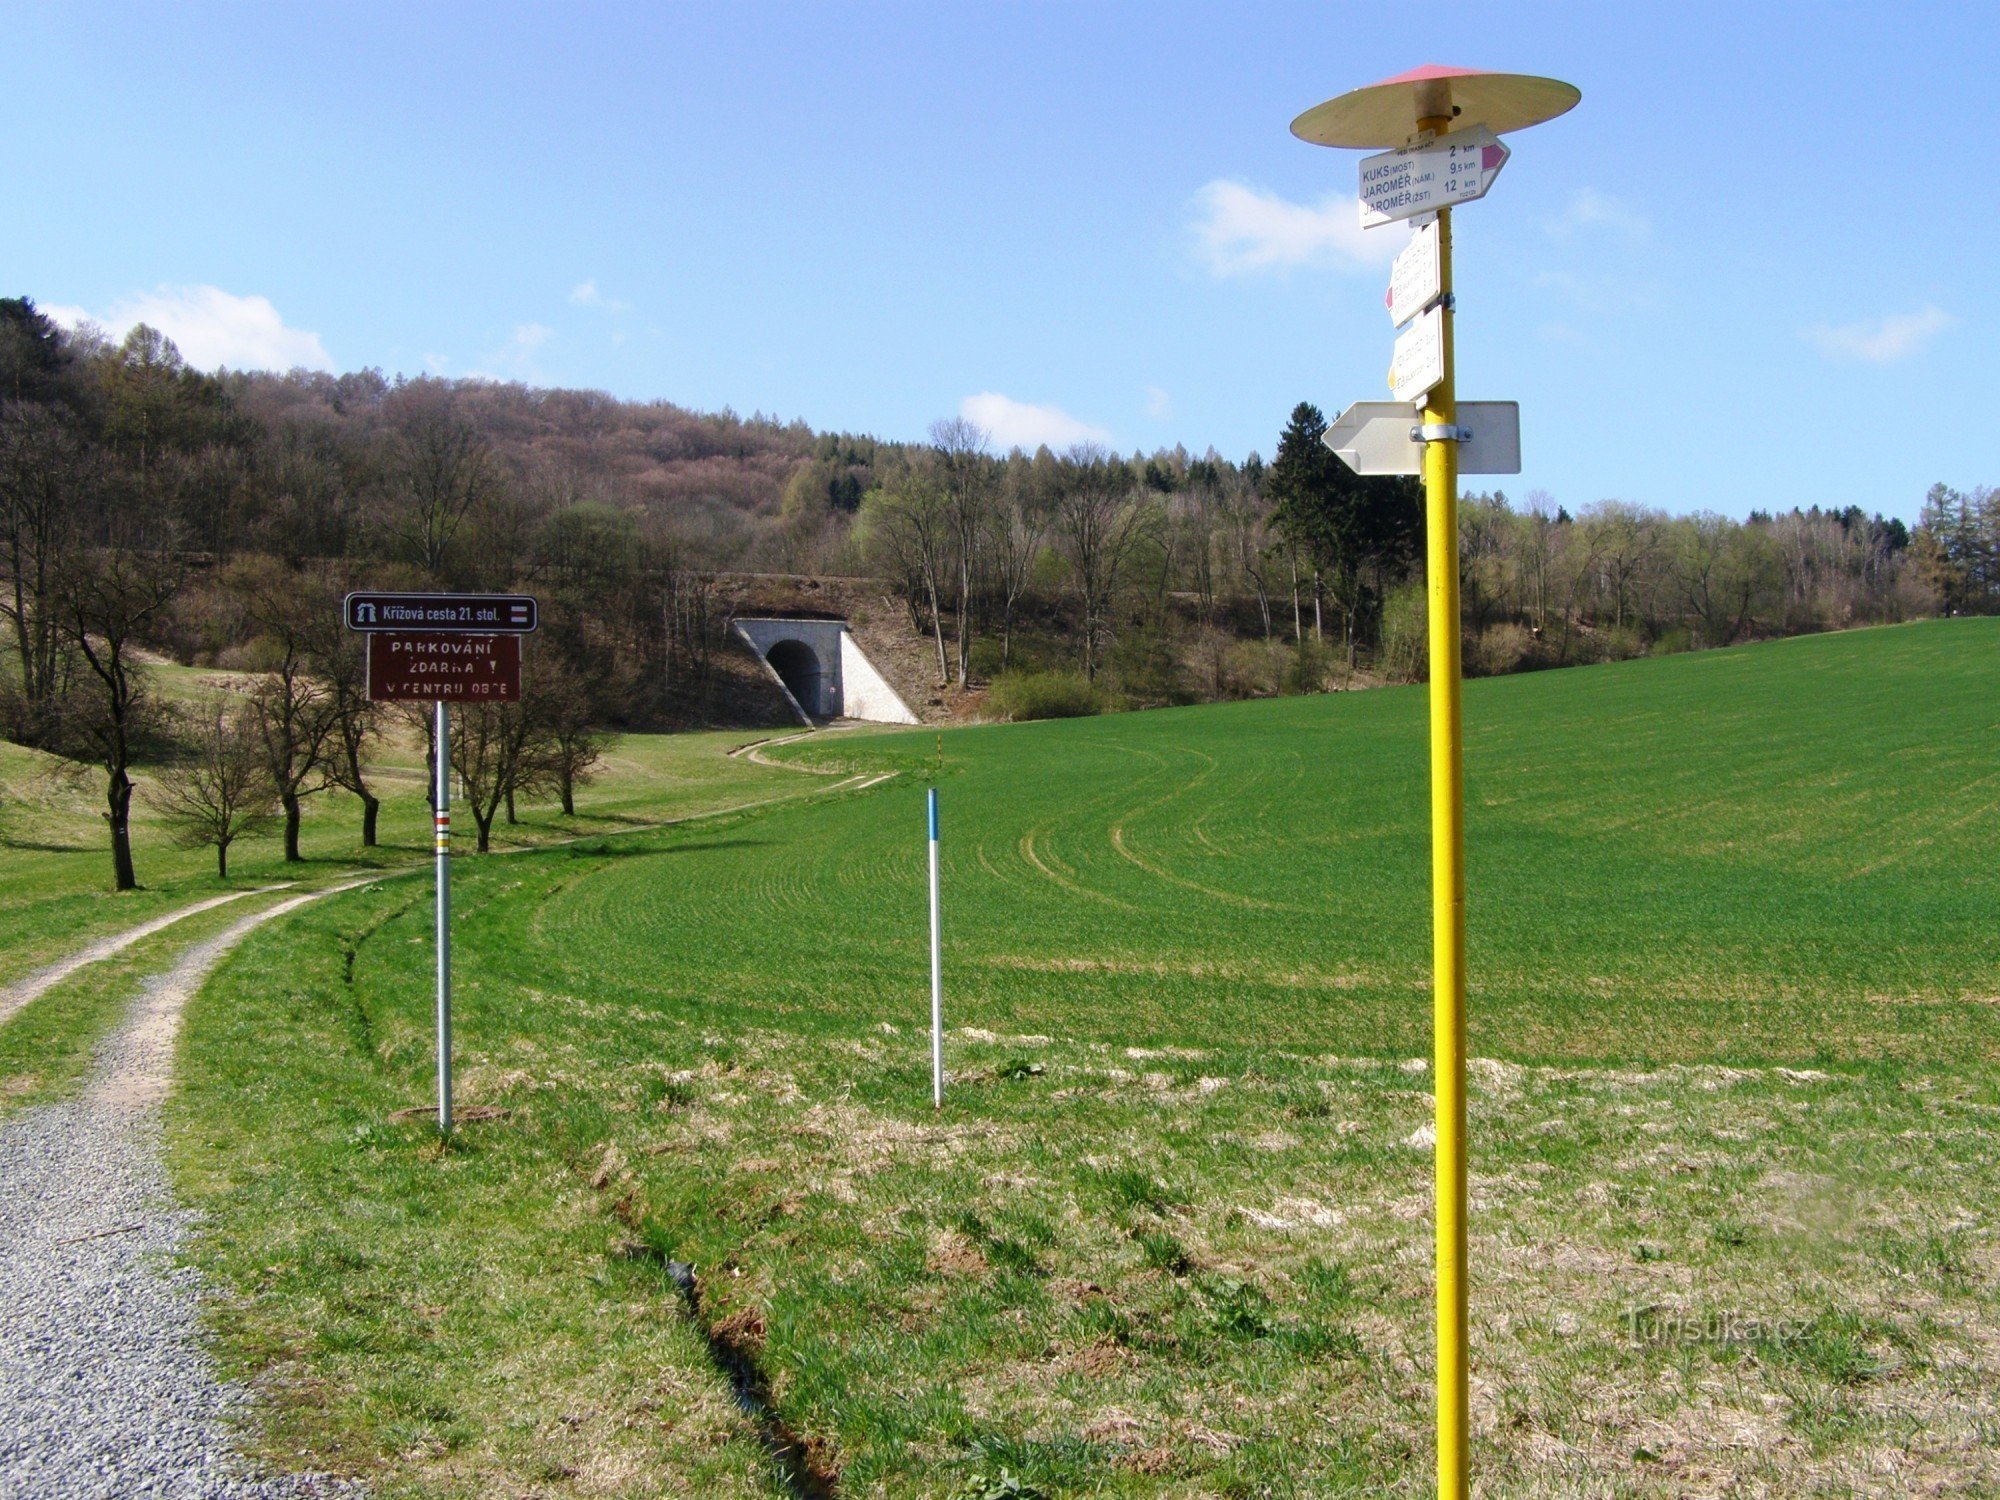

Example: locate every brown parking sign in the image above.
[367,632,521,702]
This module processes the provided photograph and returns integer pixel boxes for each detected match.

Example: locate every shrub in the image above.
[1282,638,1335,695]
[1225,639,1286,698]
[985,671,1102,721]
[1650,627,1694,657]
[1105,626,1191,708]
[1469,623,1534,677]
[1379,583,1428,682]
[1585,624,1648,663]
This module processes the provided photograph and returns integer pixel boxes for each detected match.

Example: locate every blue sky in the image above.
[7,2,1990,522]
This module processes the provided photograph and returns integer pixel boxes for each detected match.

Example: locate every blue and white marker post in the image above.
[928,787,944,1109]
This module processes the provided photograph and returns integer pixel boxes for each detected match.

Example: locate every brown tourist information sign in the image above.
[366,632,521,702]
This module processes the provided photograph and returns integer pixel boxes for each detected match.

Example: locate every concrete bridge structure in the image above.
[731,617,919,726]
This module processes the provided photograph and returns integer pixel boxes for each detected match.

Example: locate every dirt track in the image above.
[0,886,292,1029]
[0,879,381,1498]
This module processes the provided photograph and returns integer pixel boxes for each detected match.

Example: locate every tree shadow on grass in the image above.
[565,839,766,859]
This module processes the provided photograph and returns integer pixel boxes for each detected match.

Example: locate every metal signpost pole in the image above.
[929,788,944,1109]
[347,590,537,1140]
[1289,64,1578,1499]
[435,699,453,1137]
[1419,189,1469,1500]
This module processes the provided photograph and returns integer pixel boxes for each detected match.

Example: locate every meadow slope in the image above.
[157,619,1999,1498]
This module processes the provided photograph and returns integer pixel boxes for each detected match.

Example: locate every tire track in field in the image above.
[1017,829,1135,910]
[1105,826,1288,911]
[1842,794,2000,882]
[531,765,898,952]
[0,885,294,1030]
[1102,743,1297,912]
[1006,733,1169,911]
[1192,741,1307,859]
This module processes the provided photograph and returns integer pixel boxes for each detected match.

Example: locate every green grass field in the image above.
[10,620,1999,1496]
[0,705,811,1119]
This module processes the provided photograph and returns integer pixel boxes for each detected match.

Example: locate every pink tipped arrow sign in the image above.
[1358,125,1511,228]
[1387,219,1442,327]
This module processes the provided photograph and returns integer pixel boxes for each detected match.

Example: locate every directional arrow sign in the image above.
[1387,218,1441,327]
[1390,304,1446,404]
[1359,126,1509,228]
[1321,400,1522,477]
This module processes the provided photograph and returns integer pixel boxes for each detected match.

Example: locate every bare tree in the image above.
[1516,490,1560,636]
[1051,446,1155,681]
[533,662,608,816]
[0,406,85,731]
[991,458,1050,671]
[236,563,341,861]
[930,417,992,686]
[860,470,954,686]
[391,404,499,577]
[304,609,383,845]
[657,527,719,698]
[449,699,538,853]
[150,697,276,878]
[55,546,185,890]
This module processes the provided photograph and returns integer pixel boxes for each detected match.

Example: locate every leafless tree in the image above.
[1051,446,1156,681]
[449,699,539,853]
[391,403,499,577]
[861,468,954,686]
[54,545,185,890]
[991,457,1050,671]
[930,417,992,686]
[0,406,86,730]
[235,562,342,861]
[150,696,276,878]
[303,607,383,845]
[533,663,608,816]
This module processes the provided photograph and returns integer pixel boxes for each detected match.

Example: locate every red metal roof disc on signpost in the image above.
[1291,63,1579,148]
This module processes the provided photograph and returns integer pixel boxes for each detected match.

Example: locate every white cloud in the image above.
[45,285,333,372]
[568,279,632,312]
[959,392,1111,453]
[465,324,556,383]
[1546,188,1650,241]
[1144,385,1172,421]
[1188,179,1397,276]
[1805,305,1955,363]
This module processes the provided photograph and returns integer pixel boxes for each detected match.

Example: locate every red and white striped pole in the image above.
[435,700,453,1135]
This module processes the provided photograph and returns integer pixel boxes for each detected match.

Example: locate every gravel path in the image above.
[0,886,291,1029]
[0,884,376,1499]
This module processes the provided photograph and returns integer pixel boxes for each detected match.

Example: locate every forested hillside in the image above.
[4,292,1989,758]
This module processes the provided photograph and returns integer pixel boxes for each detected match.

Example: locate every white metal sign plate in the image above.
[1359,126,1510,228]
[1390,304,1446,404]
[1321,400,1522,477]
[1387,218,1441,327]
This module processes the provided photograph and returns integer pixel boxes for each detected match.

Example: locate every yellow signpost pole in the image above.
[1418,188,1469,1500]
[1289,64,1578,1499]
